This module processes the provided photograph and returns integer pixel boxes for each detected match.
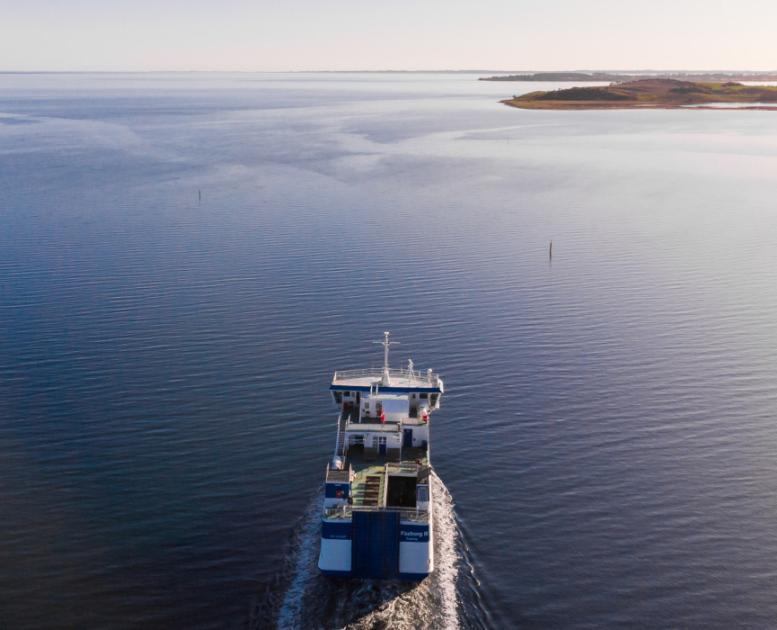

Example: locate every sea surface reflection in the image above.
[2,72,777,629]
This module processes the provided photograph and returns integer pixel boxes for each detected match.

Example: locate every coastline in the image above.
[501,79,777,111]
[501,99,777,111]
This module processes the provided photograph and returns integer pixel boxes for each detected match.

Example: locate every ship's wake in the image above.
[254,472,488,630]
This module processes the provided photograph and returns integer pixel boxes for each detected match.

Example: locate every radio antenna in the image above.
[373,331,399,385]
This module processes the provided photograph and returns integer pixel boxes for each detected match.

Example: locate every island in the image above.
[481,71,777,82]
[502,79,777,110]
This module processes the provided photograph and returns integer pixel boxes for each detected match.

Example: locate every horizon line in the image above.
[2,68,777,75]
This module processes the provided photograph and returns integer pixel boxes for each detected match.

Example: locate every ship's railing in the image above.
[333,412,349,459]
[385,461,421,474]
[344,419,401,431]
[333,367,439,386]
[323,504,429,523]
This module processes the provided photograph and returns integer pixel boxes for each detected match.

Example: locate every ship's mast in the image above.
[374,331,399,386]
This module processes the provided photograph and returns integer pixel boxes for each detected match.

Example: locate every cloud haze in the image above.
[2,0,776,71]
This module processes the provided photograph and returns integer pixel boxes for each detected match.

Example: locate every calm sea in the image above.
[2,72,777,629]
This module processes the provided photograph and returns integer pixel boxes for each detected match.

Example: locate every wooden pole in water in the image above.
[549,240,553,261]
[198,189,202,204]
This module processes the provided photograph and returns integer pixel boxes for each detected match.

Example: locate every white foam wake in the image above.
[275,489,326,630]
[271,471,462,630]
[431,473,461,629]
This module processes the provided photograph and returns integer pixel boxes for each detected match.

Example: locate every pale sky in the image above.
[2,0,776,72]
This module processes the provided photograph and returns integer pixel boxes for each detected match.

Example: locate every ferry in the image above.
[318,332,444,580]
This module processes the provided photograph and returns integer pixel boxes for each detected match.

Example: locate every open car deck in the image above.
[324,444,431,522]
[346,445,428,507]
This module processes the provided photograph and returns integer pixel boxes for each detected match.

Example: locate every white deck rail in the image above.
[333,367,440,386]
[323,504,429,522]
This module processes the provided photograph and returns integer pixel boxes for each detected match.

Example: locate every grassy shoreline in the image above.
[502,79,777,110]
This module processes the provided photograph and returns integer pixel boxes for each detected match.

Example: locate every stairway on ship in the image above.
[361,475,382,506]
[352,474,383,507]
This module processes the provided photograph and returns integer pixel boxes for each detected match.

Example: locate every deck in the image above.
[331,367,442,391]
[342,445,429,508]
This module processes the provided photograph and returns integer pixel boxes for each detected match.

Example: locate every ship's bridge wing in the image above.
[330,368,443,395]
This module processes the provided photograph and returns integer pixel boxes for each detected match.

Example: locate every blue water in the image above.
[3,72,777,629]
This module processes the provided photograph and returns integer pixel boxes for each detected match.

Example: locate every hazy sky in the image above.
[2,0,776,72]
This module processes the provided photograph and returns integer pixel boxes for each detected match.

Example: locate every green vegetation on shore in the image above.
[502,79,777,110]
